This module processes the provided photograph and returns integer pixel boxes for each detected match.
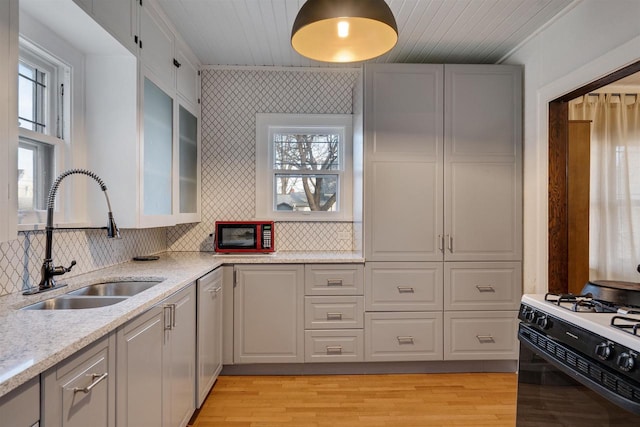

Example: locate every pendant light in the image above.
[291,0,398,63]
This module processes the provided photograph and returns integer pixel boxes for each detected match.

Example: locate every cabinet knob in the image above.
[173,58,182,68]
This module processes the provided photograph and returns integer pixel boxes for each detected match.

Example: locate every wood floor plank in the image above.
[190,373,517,427]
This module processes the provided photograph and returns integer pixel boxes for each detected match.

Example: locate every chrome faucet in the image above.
[24,169,120,295]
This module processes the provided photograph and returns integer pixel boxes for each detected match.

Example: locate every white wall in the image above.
[502,0,640,293]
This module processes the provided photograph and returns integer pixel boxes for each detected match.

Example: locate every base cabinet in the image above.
[0,377,39,427]
[41,334,116,427]
[116,283,196,427]
[196,268,223,408]
[234,265,304,364]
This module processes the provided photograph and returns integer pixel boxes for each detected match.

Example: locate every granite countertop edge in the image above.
[0,250,363,399]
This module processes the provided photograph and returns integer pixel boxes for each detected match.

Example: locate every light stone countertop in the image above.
[0,251,363,399]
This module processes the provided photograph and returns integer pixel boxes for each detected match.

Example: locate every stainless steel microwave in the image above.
[214,221,275,253]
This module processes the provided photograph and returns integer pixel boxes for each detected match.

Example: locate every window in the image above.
[256,114,353,220]
[17,40,69,225]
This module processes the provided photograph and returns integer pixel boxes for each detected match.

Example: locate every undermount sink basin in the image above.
[22,296,128,310]
[67,280,162,297]
[21,279,164,310]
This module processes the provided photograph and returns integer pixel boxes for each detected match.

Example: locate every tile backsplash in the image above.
[168,67,361,253]
[1,67,362,298]
[0,228,166,296]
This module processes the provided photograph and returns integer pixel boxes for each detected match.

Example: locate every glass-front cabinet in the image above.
[143,77,174,217]
[176,103,200,222]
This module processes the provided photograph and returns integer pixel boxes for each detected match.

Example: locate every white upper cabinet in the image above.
[139,2,175,92]
[443,64,522,261]
[0,0,18,243]
[82,0,200,228]
[364,63,522,262]
[91,0,139,54]
[364,64,444,262]
[175,42,200,108]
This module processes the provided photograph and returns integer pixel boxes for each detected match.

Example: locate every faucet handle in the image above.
[65,260,77,273]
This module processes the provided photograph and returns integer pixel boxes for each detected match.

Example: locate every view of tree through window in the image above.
[273,132,340,212]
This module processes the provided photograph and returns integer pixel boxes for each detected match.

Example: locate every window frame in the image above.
[17,38,69,227]
[256,113,353,221]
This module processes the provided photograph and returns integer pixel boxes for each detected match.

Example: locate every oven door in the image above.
[517,324,640,426]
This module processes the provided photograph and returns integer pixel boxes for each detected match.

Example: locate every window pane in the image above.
[18,61,47,133]
[275,174,338,212]
[18,139,54,214]
[273,133,340,171]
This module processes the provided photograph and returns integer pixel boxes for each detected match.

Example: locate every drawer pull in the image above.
[327,279,343,287]
[476,335,496,344]
[397,286,415,294]
[475,285,496,293]
[326,346,343,355]
[397,336,414,345]
[326,312,343,321]
[69,372,108,394]
[207,286,222,295]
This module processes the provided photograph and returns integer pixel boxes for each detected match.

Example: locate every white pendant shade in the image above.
[291,0,398,63]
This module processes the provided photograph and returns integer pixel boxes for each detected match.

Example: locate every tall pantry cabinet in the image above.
[363,63,522,363]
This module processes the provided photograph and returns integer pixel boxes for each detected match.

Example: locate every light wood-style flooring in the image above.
[190,373,517,427]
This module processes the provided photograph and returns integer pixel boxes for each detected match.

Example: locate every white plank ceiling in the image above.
[156,0,576,67]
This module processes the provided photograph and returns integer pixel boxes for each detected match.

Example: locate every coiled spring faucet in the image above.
[24,169,120,295]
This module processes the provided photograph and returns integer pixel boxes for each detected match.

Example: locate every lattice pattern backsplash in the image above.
[0,228,167,296]
[168,67,361,252]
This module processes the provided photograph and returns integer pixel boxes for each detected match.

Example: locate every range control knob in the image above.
[522,308,537,323]
[536,314,551,330]
[595,342,614,361]
[617,352,636,372]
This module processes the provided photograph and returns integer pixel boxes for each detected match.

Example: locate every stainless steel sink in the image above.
[67,280,162,297]
[22,296,128,310]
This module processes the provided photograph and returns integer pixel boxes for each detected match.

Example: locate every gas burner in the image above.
[612,315,640,336]
[544,292,618,313]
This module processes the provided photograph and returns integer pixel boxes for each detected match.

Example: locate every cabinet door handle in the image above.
[447,234,454,253]
[163,304,173,330]
[397,336,414,345]
[397,286,415,294]
[475,285,496,293]
[69,372,108,394]
[438,234,444,253]
[326,312,343,321]
[327,279,343,287]
[173,58,181,68]
[476,335,496,343]
[326,346,343,355]
[171,304,177,328]
[207,286,222,296]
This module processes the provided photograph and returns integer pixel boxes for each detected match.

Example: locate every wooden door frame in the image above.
[547,61,640,294]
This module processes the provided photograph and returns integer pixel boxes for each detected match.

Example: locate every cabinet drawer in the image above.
[365,262,443,311]
[304,330,364,362]
[445,262,521,310]
[364,312,443,361]
[444,311,519,360]
[305,296,364,329]
[42,334,115,427]
[305,264,364,295]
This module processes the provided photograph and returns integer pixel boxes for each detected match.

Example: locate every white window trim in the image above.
[17,12,84,231]
[256,113,353,221]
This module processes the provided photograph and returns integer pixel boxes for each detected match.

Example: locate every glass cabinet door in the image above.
[143,77,173,216]
[178,105,198,214]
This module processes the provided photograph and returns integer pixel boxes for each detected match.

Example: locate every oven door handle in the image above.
[519,326,640,415]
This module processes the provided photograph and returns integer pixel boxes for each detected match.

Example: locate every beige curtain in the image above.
[569,93,640,282]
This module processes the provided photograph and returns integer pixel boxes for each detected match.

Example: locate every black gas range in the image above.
[517,284,640,426]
